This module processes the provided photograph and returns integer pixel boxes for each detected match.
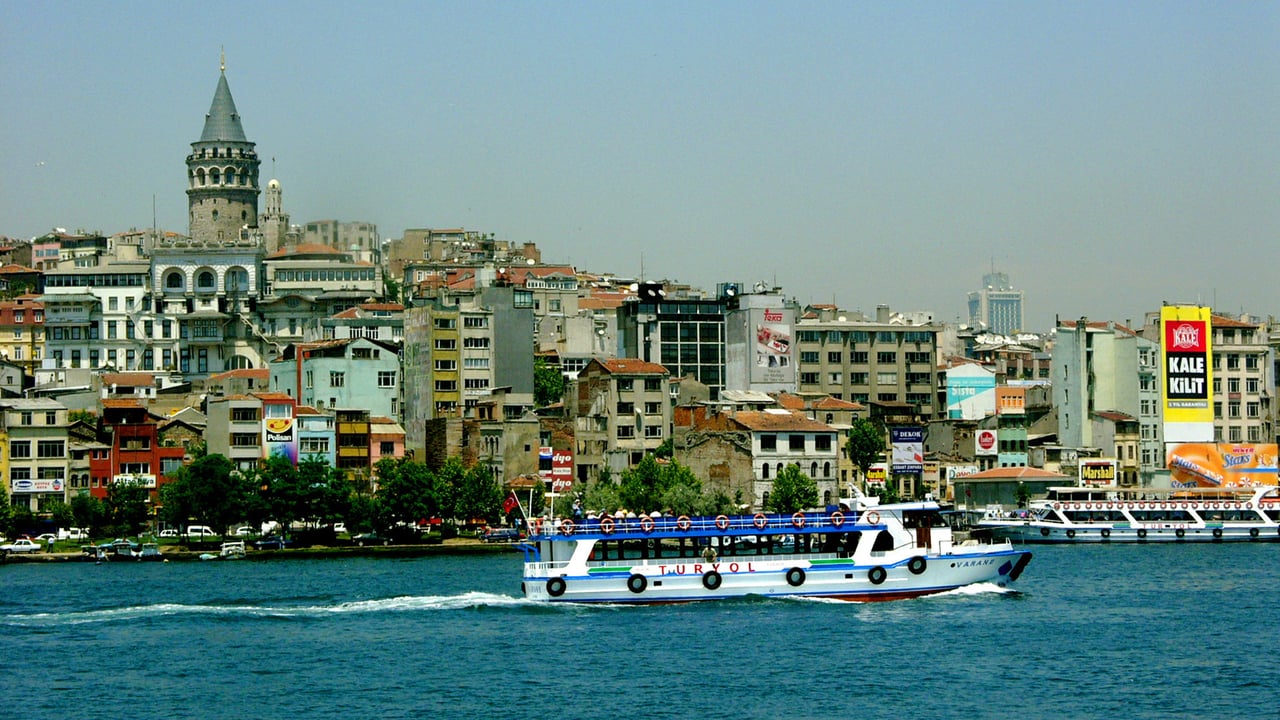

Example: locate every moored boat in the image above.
[518,500,1031,603]
[977,485,1280,543]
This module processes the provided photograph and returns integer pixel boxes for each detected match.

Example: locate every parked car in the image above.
[158,529,180,538]
[332,522,347,534]
[482,527,521,543]
[2,539,43,554]
[233,526,255,537]
[352,531,388,547]
[60,528,89,541]
[34,533,58,544]
[252,535,293,550]
[186,526,218,539]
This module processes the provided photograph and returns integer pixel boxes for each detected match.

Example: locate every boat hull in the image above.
[522,549,1031,604]
[984,522,1280,544]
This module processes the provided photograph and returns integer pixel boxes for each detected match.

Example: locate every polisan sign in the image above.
[975,429,998,456]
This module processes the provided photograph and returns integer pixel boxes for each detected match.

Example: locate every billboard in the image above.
[1160,306,1213,442]
[264,417,298,463]
[946,368,996,420]
[1079,459,1117,486]
[975,429,998,456]
[1166,443,1279,488]
[539,446,575,493]
[890,427,924,473]
[751,307,795,385]
[866,463,887,486]
[10,478,63,494]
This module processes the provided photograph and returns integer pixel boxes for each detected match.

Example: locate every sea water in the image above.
[2,545,1277,720]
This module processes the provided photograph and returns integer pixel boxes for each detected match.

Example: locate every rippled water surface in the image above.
[2,544,1276,719]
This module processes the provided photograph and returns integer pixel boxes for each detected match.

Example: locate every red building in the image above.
[89,399,187,506]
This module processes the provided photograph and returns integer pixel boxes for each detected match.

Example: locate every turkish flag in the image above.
[503,492,519,514]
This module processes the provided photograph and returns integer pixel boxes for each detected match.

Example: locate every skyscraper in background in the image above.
[967,271,1025,335]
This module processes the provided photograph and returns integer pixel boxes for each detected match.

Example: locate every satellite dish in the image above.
[629,283,639,292]
[526,258,535,265]
[725,286,737,296]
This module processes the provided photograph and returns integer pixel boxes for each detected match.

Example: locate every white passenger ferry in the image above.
[977,485,1280,543]
[519,501,1032,604]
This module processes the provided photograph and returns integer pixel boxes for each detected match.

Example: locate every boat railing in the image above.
[529,509,888,539]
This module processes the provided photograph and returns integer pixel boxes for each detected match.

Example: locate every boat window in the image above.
[871,530,894,553]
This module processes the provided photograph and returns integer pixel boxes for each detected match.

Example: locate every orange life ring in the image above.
[753,513,768,530]
[640,516,655,534]
[676,515,692,531]
[1053,503,1061,510]
[599,517,615,535]
[791,512,805,529]
[560,519,575,536]
[715,515,730,531]
[865,511,880,525]
[830,511,845,528]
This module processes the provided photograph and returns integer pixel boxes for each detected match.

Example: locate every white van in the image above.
[187,525,218,538]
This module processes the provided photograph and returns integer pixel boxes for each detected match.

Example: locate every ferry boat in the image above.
[518,501,1032,603]
[977,485,1280,543]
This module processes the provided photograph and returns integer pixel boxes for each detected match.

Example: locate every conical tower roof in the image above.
[199,71,248,143]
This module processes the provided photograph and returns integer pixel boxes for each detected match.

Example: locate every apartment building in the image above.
[795,305,942,419]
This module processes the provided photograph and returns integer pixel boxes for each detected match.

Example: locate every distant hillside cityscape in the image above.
[1,67,1276,526]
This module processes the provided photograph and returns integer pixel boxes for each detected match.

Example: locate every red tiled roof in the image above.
[600,358,669,375]
[730,410,836,433]
[209,368,269,381]
[102,372,158,387]
[102,398,144,409]
[1211,315,1261,329]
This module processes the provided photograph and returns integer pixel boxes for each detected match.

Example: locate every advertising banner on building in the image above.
[975,429,998,456]
[947,372,997,420]
[1166,443,1279,488]
[1160,306,1213,442]
[10,478,63,493]
[539,446,575,493]
[890,427,924,473]
[1079,460,1117,486]
[751,307,795,385]
[866,463,887,486]
[264,417,298,463]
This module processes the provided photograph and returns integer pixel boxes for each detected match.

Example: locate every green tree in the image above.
[0,494,14,536]
[845,418,885,483]
[107,479,151,536]
[71,491,107,537]
[304,457,354,526]
[46,499,75,530]
[260,453,307,531]
[533,356,566,408]
[1015,481,1032,508]
[618,454,664,513]
[652,438,673,459]
[454,464,502,524]
[767,464,819,514]
[169,453,250,535]
[375,457,436,530]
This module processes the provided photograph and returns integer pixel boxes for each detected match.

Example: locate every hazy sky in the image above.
[2,2,1276,331]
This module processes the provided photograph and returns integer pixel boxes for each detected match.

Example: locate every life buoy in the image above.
[1053,503,1061,510]
[753,513,768,530]
[715,515,730,531]
[560,520,575,536]
[676,516,692,531]
[1249,528,1259,539]
[791,512,806,529]
[1101,529,1111,539]
[627,573,647,593]
[1137,529,1147,539]
[830,511,845,528]
[908,556,926,575]
[599,517,615,535]
[702,570,722,590]
[868,566,886,585]
[785,567,806,587]
[1175,528,1185,539]
[546,577,566,597]
[1245,503,1253,511]
[1212,528,1223,539]
[865,511,880,525]
[640,516,655,534]
[1066,529,1076,539]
